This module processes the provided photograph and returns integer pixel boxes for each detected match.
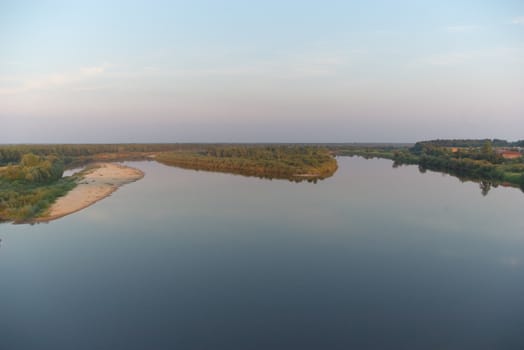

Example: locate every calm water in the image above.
[1,157,524,350]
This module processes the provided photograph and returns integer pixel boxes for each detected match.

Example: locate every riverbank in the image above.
[36,163,144,222]
[331,142,524,192]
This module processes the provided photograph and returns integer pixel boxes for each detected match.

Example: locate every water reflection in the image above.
[391,161,520,196]
[479,181,492,196]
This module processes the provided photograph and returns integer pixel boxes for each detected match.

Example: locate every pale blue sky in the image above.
[1,0,523,142]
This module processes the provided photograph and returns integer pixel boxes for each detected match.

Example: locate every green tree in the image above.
[481,140,493,156]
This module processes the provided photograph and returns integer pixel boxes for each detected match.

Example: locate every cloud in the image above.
[135,54,348,79]
[511,16,524,24]
[0,63,109,95]
[425,47,524,66]
[426,52,471,65]
[80,66,106,75]
[444,25,478,33]
[0,61,24,66]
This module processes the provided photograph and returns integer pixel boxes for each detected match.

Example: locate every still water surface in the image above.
[1,157,524,349]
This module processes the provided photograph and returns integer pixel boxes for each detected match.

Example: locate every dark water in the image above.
[1,157,524,350]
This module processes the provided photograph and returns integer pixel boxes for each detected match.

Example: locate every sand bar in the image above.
[37,163,144,222]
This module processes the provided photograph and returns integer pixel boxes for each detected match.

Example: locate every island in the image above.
[155,145,338,181]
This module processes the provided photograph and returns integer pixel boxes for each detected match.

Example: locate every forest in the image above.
[412,139,524,148]
[0,143,202,166]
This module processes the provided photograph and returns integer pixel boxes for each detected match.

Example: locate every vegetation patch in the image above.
[156,146,338,182]
[0,154,76,222]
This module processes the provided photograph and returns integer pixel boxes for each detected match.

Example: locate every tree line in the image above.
[1,153,65,183]
[412,139,524,149]
[0,144,209,165]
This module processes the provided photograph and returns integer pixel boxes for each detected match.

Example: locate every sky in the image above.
[1,0,523,143]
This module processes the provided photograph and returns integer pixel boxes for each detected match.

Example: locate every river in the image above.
[1,157,523,349]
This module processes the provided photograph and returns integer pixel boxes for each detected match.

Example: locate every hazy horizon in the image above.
[2,1,523,143]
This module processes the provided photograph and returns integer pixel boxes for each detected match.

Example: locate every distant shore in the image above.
[36,163,144,222]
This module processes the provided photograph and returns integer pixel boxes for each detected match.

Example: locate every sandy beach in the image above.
[37,163,144,222]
